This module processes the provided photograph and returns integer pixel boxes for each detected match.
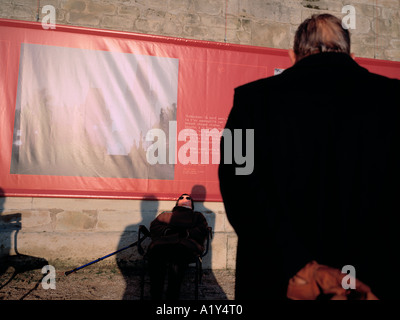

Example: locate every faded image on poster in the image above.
[11,43,178,179]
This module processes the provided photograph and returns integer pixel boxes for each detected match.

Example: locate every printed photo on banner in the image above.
[11,43,179,179]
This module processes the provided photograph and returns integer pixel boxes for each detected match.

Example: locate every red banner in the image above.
[1,19,400,201]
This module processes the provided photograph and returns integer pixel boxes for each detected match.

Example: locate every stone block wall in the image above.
[0,196,237,270]
[0,0,399,61]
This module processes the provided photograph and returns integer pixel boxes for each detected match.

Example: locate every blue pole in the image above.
[64,236,146,276]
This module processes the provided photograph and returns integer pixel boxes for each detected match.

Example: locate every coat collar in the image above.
[292,52,360,70]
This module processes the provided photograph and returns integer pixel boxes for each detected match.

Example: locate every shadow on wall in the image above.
[116,194,158,300]
[0,187,49,299]
[116,187,227,300]
[190,185,226,299]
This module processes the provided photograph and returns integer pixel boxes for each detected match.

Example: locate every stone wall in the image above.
[0,0,399,61]
[0,196,237,270]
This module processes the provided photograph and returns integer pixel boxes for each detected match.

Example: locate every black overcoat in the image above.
[219,52,400,299]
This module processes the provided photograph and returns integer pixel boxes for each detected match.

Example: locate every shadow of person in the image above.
[116,195,158,300]
[188,185,227,300]
[0,187,16,276]
[0,187,49,299]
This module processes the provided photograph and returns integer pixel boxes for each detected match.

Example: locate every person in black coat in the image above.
[147,193,208,300]
[219,14,400,300]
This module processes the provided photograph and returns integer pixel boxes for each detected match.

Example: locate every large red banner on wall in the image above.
[1,19,400,201]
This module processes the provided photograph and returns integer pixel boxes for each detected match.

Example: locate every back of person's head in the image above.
[293,14,351,62]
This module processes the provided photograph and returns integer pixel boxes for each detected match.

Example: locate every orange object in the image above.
[287,261,379,300]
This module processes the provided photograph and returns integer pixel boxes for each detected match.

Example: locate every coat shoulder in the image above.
[235,75,279,94]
